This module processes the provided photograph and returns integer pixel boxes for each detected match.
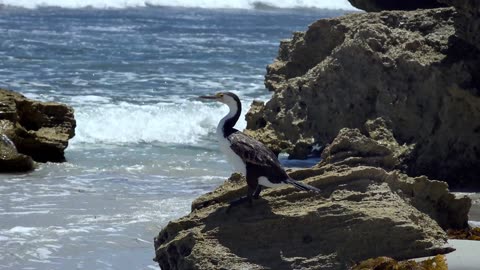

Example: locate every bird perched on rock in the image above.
[200,92,320,210]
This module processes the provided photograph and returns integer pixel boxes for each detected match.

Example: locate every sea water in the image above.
[0,3,353,269]
[2,2,479,270]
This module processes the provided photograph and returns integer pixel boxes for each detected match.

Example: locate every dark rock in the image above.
[0,133,34,172]
[246,8,480,189]
[348,0,447,12]
[0,88,76,164]
[438,0,480,51]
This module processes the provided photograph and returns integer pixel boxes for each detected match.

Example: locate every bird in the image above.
[200,91,320,210]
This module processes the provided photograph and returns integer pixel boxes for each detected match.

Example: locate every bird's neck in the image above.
[217,100,241,138]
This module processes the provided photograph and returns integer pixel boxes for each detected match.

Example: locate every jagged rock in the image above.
[438,0,480,51]
[316,120,472,229]
[348,0,446,12]
[154,118,471,269]
[320,128,398,170]
[319,118,414,170]
[364,118,413,162]
[154,164,469,270]
[246,8,480,189]
[0,88,76,163]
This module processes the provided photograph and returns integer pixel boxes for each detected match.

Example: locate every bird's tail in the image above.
[285,178,321,193]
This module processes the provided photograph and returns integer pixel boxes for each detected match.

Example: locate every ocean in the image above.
[0,2,354,269]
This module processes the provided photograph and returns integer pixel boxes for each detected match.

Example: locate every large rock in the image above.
[154,117,471,269]
[313,121,471,230]
[0,88,76,163]
[348,0,446,12]
[154,165,468,270]
[438,0,480,50]
[245,8,480,189]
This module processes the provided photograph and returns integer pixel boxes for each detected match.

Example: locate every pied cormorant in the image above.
[200,92,320,210]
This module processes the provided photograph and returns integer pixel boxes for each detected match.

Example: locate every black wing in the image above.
[227,131,282,168]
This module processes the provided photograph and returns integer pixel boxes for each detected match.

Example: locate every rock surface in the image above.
[245,8,480,189]
[153,126,471,269]
[348,0,446,12]
[0,88,76,164]
[438,0,480,51]
[154,165,466,270]
[0,134,34,172]
[312,122,471,230]
[318,118,414,171]
[154,116,471,270]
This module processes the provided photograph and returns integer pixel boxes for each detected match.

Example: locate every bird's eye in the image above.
[218,93,224,97]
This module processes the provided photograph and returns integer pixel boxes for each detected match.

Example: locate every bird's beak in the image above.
[199,95,218,100]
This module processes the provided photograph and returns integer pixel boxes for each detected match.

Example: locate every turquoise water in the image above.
[0,6,348,269]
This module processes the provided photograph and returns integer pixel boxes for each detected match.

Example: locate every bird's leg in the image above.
[253,185,262,199]
[226,186,254,213]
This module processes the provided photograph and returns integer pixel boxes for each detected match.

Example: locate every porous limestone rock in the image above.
[348,0,446,12]
[319,117,414,170]
[0,88,76,164]
[314,123,470,230]
[245,8,480,189]
[154,165,468,270]
[154,122,471,269]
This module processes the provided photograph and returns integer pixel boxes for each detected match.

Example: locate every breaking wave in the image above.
[71,100,248,145]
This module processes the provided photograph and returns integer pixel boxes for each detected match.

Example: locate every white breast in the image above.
[217,120,246,176]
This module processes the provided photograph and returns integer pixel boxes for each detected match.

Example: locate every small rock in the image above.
[0,88,76,164]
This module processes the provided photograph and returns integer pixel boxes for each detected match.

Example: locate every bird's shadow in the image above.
[201,197,335,269]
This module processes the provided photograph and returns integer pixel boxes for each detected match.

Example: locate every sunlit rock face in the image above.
[0,88,76,167]
[153,119,471,270]
[245,8,480,189]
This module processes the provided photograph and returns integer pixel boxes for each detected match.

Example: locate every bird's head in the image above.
[199,92,240,107]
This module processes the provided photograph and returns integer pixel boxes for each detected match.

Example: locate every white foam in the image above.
[71,100,248,145]
[8,226,38,235]
[70,95,112,104]
[0,0,357,10]
[0,210,51,215]
[469,221,480,228]
[35,247,52,260]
